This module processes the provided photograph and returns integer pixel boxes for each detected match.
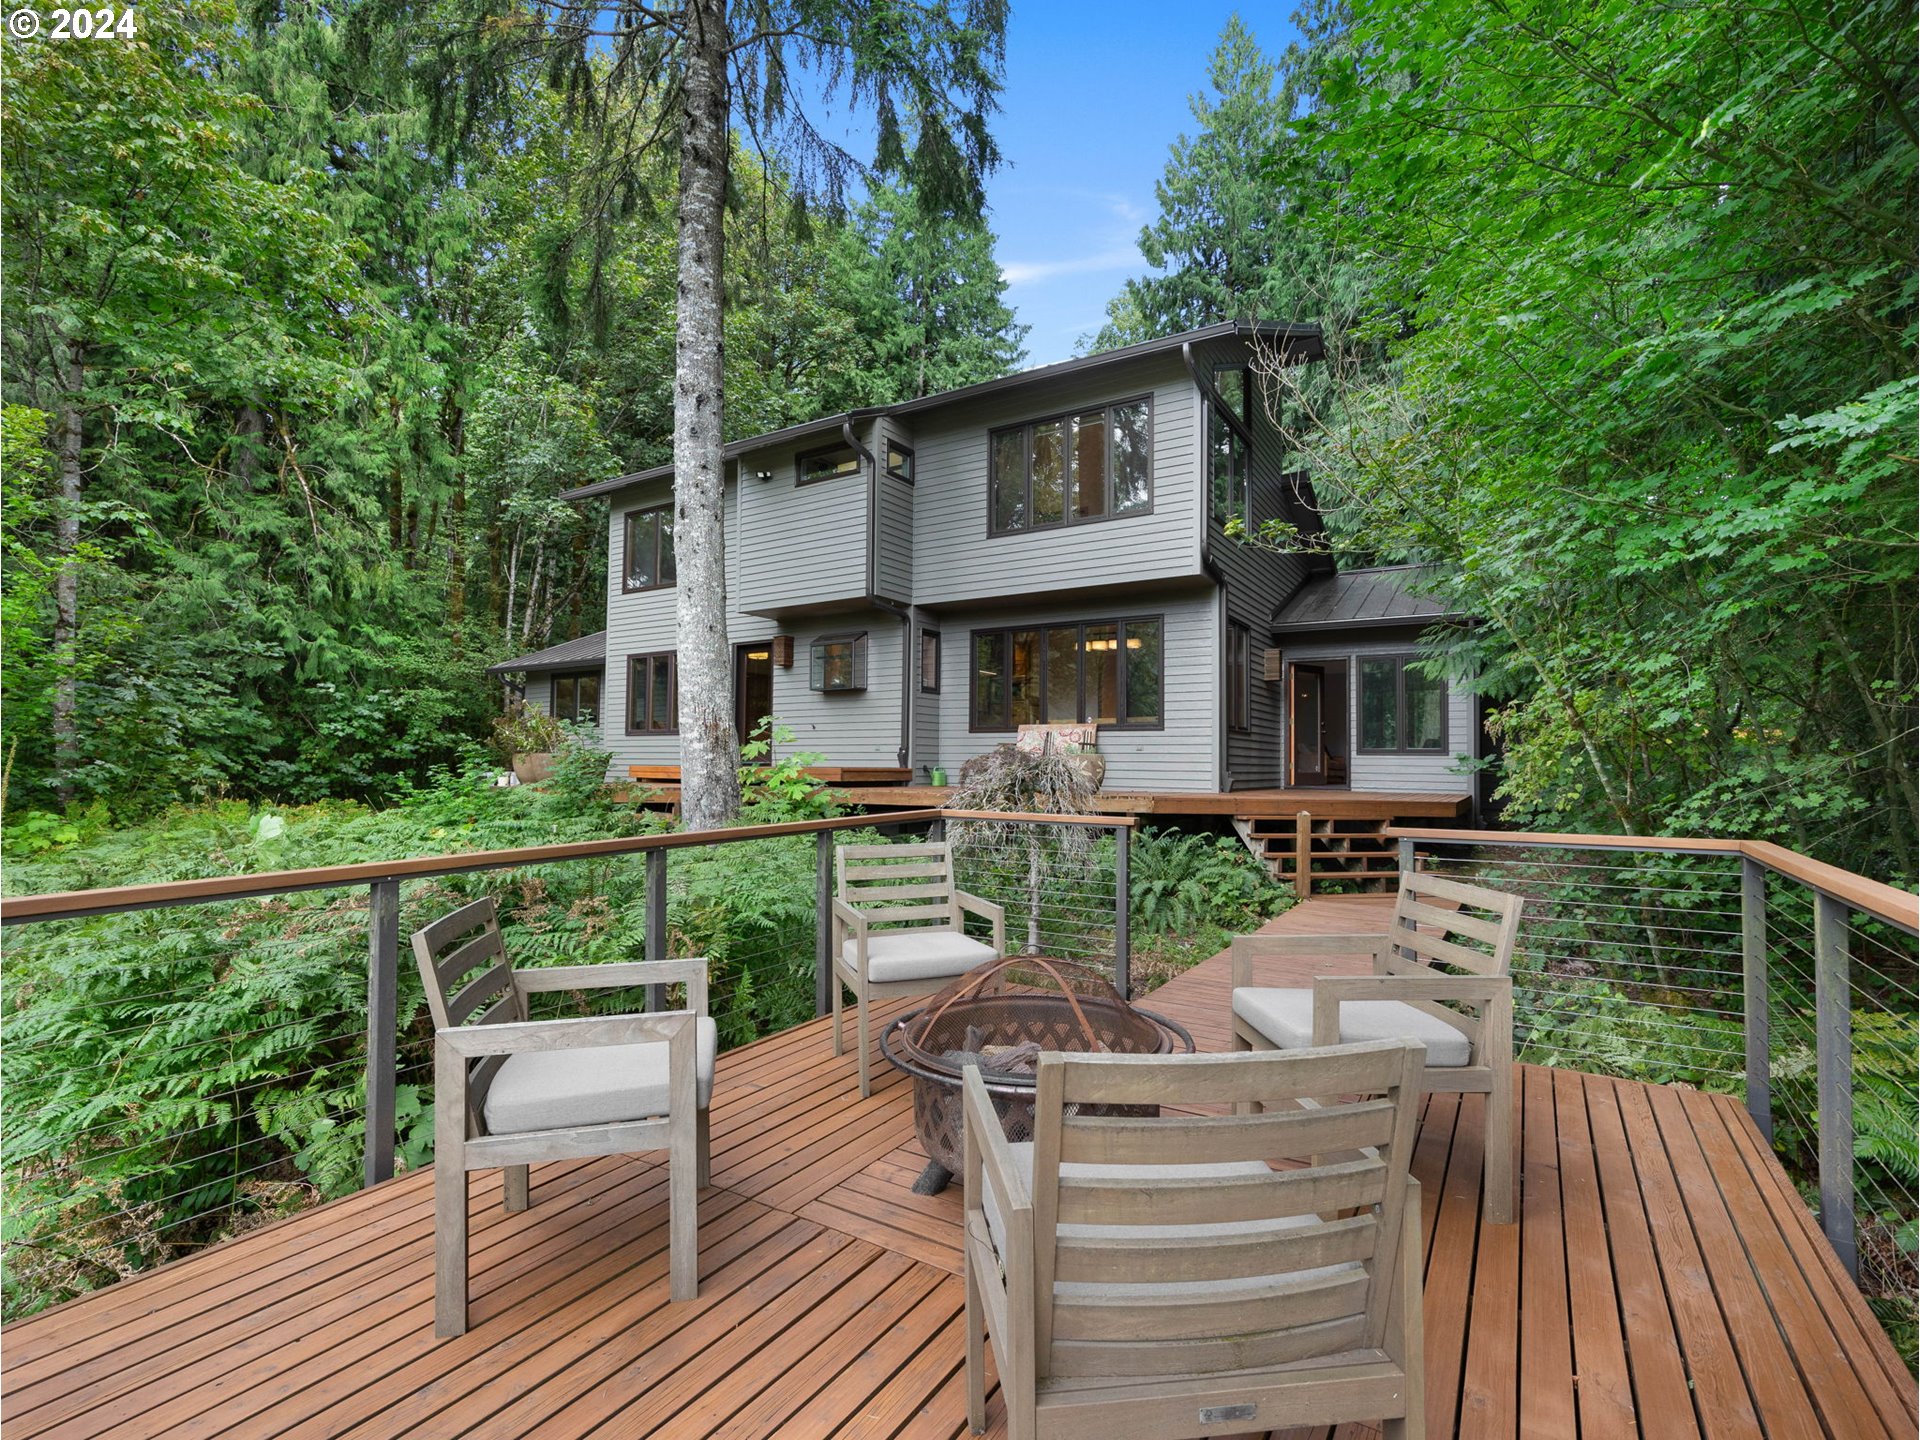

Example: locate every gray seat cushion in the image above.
[482,1016,717,1136]
[841,927,998,984]
[1233,985,1471,1067]
[980,1142,1360,1300]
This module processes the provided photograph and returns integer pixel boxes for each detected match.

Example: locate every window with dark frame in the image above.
[1209,366,1250,529]
[988,397,1151,535]
[811,632,868,691]
[623,504,676,592]
[550,670,601,726]
[969,617,1163,731]
[885,441,915,484]
[1227,624,1251,733]
[1357,654,1447,753]
[797,444,862,485]
[625,652,678,734]
[920,630,940,693]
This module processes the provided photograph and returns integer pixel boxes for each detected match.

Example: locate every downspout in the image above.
[844,418,915,771]
[1182,342,1235,792]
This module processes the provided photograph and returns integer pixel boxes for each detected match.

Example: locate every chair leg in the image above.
[696,1107,711,1190]
[831,969,844,1056]
[434,1160,468,1339]
[856,986,872,1099]
[669,1111,700,1302]
[965,1250,988,1434]
[503,1164,530,1212]
[1484,1070,1516,1225]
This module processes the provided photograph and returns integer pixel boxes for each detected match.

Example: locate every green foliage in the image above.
[737,719,847,823]
[491,704,566,758]
[1128,827,1288,940]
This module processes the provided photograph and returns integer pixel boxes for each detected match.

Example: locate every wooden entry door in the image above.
[1289,663,1325,785]
[735,643,775,744]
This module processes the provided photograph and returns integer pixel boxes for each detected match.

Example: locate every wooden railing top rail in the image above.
[0,810,943,924]
[938,808,1137,829]
[1387,826,1919,934]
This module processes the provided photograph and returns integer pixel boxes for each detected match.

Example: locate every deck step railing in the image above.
[1391,826,1918,1321]
[0,808,1132,1321]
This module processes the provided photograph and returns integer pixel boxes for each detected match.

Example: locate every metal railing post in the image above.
[1813,890,1857,1276]
[1114,823,1131,999]
[1294,811,1312,899]
[645,850,668,1012]
[1398,836,1416,875]
[816,829,834,1017]
[1741,858,1772,1142]
[364,879,400,1187]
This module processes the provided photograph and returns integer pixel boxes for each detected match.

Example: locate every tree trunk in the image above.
[50,344,84,804]
[672,0,742,831]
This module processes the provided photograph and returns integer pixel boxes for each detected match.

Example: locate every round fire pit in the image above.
[879,956,1193,1194]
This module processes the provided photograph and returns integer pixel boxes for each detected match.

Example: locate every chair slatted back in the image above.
[836,842,960,930]
[1378,872,1524,1049]
[411,897,526,1128]
[1025,1041,1425,1382]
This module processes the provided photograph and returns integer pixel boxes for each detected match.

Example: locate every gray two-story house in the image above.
[490,321,1484,870]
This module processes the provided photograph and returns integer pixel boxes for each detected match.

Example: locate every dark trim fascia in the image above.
[1270,614,1474,636]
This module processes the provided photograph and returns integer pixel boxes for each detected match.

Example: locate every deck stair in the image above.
[1234,813,1401,893]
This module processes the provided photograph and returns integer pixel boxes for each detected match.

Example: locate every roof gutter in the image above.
[844,418,915,772]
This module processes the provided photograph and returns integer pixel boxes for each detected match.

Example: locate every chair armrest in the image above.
[1310,972,1510,1052]
[830,897,869,936]
[1232,933,1389,989]
[437,1010,693,1058]
[515,958,709,1016]
[962,1066,1030,1241]
[954,890,1005,956]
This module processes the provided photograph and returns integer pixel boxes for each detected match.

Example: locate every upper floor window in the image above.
[1358,655,1447,753]
[989,397,1152,535]
[1209,367,1250,529]
[623,504,676,592]
[551,670,601,726]
[798,444,861,485]
[969,617,1162,731]
[627,651,678,734]
[885,441,915,483]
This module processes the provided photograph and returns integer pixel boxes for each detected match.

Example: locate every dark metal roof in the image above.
[1272,565,1467,633]
[485,630,607,676]
[558,321,1322,502]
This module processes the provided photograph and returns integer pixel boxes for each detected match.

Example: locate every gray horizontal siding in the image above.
[927,590,1218,792]
[735,430,871,614]
[911,355,1204,605]
[875,415,914,603]
[520,674,552,717]
[1279,634,1476,794]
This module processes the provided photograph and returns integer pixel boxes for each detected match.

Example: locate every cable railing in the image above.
[1391,826,1918,1346]
[0,807,1133,1319]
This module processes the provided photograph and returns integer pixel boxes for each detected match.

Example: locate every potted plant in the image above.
[492,703,566,784]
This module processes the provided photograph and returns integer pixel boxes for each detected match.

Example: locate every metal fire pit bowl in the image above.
[878,956,1193,1194]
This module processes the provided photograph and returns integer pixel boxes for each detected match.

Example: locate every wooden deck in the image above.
[4,897,1911,1439]
[836,787,1473,821]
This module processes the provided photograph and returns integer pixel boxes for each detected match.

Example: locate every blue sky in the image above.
[981,4,1303,365]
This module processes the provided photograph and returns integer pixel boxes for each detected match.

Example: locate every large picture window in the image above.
[550,670,601,725]
[626,652,678,734]
[1358,655,1447,753]
[623,504,676,592]
[989,398,1151,535]
[970,617,1162,731]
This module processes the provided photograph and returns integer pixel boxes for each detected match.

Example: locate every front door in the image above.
[735,643,775,745]
[1289,663,1325,785]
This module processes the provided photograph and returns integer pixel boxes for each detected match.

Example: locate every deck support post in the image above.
[816,828,834,1017]
[1294,811,1312,900]
[1114,823,1131,1000]
[1741,858,1772,1142]
[363,879,400,1188]
[1813,891,1857,1277]
[645,850,668,1012]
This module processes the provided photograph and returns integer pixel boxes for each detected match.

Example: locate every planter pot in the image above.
[512,751,555,784]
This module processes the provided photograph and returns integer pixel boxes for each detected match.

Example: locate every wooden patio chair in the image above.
[831,841,1006,1097]
[963,1040,1428,1440]
[413,896,714,1337]
[1229,871,1524,1223]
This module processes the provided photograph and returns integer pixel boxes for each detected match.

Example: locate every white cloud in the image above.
[1000,247,1144,287]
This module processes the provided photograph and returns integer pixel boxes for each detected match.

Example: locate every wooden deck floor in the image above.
[4,898,1911,1439]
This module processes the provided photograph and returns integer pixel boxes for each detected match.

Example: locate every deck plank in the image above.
[3,895,1907,1439]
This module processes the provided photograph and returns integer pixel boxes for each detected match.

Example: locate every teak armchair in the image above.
[831,841,1005,1097]
[413,897,714,1337]
[1229,871,1524,1223]
[963,1041,1428,1440]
